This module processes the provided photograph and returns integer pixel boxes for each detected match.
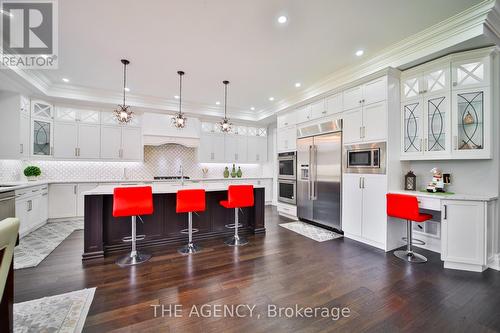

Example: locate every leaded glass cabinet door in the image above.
[423,93,451,157]
[30,100,53,156]
[451,87,491,159]
[401,74,422,101]
[401,100,423,157]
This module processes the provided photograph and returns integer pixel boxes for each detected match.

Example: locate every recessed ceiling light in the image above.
[174,95,180,99]
[215,101,221,105]
[250,107,255,111]
[277,15,287,24]
[294,82,301,88]
[62,78,69,83]
[269,97,275,101]
[124,87,130,92]
[355,49,364,57]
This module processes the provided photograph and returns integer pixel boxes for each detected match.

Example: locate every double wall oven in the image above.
[278,151,297,204]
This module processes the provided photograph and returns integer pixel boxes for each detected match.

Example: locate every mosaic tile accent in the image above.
[0,144,264,182]
[14,220,84,270]
[279,221,343,242]
[14,288,96,333]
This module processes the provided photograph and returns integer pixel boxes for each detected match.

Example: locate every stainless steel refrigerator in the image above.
[297,119,342,231]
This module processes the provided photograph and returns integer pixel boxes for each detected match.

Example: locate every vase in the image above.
[223,167,229,178]
[236,167,242,178]
[231,164,236,178]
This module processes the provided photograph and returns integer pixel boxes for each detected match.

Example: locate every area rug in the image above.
[14,220,84,270]
[279,221,343,242]
[14,288,95,333]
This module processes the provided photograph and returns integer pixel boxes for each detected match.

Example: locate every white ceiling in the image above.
[27,0,484,120]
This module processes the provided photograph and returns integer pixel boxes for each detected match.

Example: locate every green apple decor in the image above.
[24,165,41,181]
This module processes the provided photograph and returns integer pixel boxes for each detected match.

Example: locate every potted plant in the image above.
[24,165,41,181]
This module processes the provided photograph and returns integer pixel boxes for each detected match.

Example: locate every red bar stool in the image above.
[386,193,432,263]
[220,185,254,246]
[176,189,206,254]
[113,186,153,266]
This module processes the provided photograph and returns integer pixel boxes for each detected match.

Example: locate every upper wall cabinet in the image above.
[31,100,54,157]
[343,76,387,111]
[295,105,312,124]
[277,110,297,128]
[0,93,31,160]
[401,48,494,160]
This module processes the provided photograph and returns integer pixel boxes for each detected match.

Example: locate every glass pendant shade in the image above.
[172,71,187,128]
[114,59,134,124]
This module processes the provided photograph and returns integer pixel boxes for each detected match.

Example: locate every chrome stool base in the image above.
[178,243,202,255]
[116,251,152,267]
[224,235,248,246]
[394,250,427,263]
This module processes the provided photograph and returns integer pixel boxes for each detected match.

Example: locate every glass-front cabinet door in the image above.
[452,57,490,90]
[401,100,423,157]
[31,100,54,157]
[423,93,451,157]
[451,87,491,159]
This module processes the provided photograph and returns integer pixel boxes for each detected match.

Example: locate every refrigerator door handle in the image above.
[313,145,318,200]
[308,145,313,200]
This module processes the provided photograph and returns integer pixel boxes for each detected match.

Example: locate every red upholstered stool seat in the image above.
[113,186,153,266]
[176,189,206,254]
[219,185,254,246]
[386,193,432,263]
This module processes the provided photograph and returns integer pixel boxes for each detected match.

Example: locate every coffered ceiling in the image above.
[6,0,488,122]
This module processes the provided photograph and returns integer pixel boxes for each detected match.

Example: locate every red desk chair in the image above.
[386,193,432,263]
[176,189,206,254]
[113,186,153,266]
[220,185,254,246]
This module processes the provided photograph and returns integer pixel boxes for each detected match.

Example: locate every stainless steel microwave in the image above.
[343,142,386,174]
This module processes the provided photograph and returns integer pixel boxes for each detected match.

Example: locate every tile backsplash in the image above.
[0,144,266,182]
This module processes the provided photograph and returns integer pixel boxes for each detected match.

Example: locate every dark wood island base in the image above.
[83,187,265,260]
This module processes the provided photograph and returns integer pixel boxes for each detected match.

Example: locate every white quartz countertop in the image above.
[389,190,497,202]
[84,183,265,195]
[0,177,272,194]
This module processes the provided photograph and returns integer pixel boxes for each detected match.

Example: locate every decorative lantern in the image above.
[405,171,417,191]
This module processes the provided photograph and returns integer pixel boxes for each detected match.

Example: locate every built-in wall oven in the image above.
[343,142,386,174]
[278,179,296,205]
[278,152,296,180]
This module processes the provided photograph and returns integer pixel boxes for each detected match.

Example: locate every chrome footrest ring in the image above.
[402,237,425,246]
[180,228,199,234]
[122,235,146,242]
[224,223,243,229]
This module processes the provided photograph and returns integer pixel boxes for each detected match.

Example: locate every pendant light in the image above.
[113,59,134,124]
[172,71,187,128]
[218,80,232,133]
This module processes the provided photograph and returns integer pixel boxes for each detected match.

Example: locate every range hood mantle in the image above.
[142,112,201,148]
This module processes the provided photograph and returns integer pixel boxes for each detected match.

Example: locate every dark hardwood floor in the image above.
[15,207,500,332]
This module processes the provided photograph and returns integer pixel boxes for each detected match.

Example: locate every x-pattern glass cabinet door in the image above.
[30,100,54,157]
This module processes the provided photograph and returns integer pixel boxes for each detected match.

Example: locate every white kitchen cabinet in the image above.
[277,127,296,152]
[295,105,312,124]
[451,86,491,159]
[77,183,98,217]
[363,101,387,142]
[198,133,225,162]
[49,184,78,219]
[100,125,122,159]
[121,126,143,160]
[54,122,78,158]
[342,174,387,249]
[31,100,54,157]
[310,100,326,120]
[16,185,48,237]
[20,112,30,159]
[247,136,268,163]
[78,124,101,159]
[224,134,247,163]
[441,200,487,271]
[342,108,363,144]
[325,93,342,115]
[100,125,142,161]
[342,174,363,236]
[277,110,297,128]
[400,48,494,160]
[343,85,363,111]
[0,93,32,159]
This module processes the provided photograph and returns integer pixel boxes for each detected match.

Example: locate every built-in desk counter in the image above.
[82,183,266,260]
[388,190,498,272]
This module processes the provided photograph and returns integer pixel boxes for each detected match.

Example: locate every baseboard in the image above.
[444,261,487,272]
[20,219,47,238]
[48,217,84,223]
[488,254,500,271]
[343,232,385,251]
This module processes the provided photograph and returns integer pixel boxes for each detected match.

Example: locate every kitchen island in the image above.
[82,183,265,260]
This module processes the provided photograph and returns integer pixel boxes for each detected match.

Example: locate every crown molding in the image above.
[4,0,499,123]
[255,0,498,121]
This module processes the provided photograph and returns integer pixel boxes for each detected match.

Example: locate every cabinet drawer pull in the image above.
[443,205,447,220]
